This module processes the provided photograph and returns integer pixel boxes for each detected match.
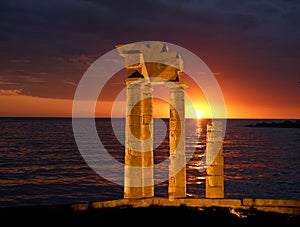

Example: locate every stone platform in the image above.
[1,198,299,226]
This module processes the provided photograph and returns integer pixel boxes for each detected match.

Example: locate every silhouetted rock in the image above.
[245,120,300,128]
[0,204,299,226]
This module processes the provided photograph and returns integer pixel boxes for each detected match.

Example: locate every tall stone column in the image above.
[205,121,224,198]
[140,81,154,198]
[124,78,154,199]
[168,82,187,200]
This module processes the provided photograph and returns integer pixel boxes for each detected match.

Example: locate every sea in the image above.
[0,117,299,207]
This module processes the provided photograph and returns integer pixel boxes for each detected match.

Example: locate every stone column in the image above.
[205,121,224,198]
[124,78,154,199]
[168,82,187,200]
[140,82,154,198]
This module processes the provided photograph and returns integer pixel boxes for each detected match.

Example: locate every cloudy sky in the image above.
[0,0,299,118]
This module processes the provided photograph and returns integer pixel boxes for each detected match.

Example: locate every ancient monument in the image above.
[205,121,224,198]
[117,41,224,200]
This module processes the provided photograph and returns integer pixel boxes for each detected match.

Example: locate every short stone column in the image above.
[205,121,224,198]
[168,82,187,200]
[124,78,154,199]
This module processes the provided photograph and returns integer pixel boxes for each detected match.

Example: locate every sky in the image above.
[0,0,299,119]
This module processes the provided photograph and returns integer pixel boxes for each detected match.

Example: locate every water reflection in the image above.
[0,118,299,207]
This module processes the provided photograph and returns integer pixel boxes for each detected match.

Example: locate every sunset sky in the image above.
[0,0,299,119]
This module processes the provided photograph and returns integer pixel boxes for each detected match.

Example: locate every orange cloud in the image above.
[0,89,22,96]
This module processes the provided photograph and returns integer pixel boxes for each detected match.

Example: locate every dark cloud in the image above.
[0,0,299,104]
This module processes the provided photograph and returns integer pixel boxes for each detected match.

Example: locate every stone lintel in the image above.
[125,77,148,86]
[166,81,189,89]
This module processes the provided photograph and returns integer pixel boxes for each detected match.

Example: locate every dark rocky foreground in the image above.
[1,204,299,226]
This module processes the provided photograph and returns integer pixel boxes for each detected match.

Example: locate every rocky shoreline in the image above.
[245,120,300,128]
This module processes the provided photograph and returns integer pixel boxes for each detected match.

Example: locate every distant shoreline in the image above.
[245,120,300,128]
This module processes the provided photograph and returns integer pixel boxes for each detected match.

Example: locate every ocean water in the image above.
[0,117,299,207]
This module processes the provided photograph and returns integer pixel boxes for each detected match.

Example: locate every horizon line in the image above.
[0,116,299,120]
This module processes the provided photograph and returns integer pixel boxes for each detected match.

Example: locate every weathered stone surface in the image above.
[168,84,186,199]
[206,175,224,187]
[205,186,224,198]
[206,164,224,175]
[205,120,224,198]
[117,41,183,81]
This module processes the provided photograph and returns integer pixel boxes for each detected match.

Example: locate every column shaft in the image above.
[140,82,154,198]
[124,79,154,198]
[168,84,186,199]
[205,121,224,198]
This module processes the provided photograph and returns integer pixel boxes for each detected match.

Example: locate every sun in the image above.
[196,110,203,119]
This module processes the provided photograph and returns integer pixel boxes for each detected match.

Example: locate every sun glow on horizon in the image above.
[196,110,203,119]
[1,92,299,119]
